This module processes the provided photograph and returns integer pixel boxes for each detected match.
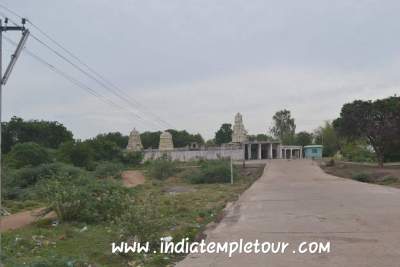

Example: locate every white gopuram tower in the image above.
[159,131,174,151]
[126,128,143,151]
[232,112,248,143]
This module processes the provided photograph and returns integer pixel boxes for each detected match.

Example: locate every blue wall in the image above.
[304,146,323,159]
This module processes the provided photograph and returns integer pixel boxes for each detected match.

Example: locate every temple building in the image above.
[232,112,248,143]
[142,113,303,161]
[126,128,143,151]
[159,131,174,151]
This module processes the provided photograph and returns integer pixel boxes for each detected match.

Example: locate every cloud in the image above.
[2,0,400,140]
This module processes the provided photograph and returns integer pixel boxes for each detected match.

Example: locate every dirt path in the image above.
[0,170,145,233]
[0,208,55,232]
[121,170,146,188]
[177,160,400,267]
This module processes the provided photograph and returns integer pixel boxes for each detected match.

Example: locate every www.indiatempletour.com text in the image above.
[111,238,331,257]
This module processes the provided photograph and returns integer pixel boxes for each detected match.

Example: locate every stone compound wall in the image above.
[143,146,244,161]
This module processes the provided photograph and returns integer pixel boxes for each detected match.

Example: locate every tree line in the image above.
[211,96,400,166]
[3,95,399,167]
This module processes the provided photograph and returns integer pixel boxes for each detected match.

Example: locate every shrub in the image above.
[57,141,94,169]
[2,163,85,200]
[325,159,335,167]
[352,172,371,183]
[93,161,124,179]
[341,142,376,163]
[381,176,398,184]
[119,192,167,248]
[5,142,51,168]
[147,155,177,180]
[187,160,233,184]
[120,151,143,166]
[38,176,131,223]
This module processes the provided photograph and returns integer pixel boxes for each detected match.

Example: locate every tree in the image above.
[215,123,233,145]
[248,134,274,142]
[270,109,296,144]
[140,131,162,149]
[333,96,400,167]
[314,121,340,157]
[93,132,128,149]
[5,142,51,168]
[140,130,204,149]
[294,131,313,147]
[166,129,205,147]
[58,141,94,169]
[205,139,216,146]
[1,116,73,153]
[86,138,122,161]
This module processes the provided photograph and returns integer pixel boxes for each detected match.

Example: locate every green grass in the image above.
[3,200,44,214]
[2,162,264,267]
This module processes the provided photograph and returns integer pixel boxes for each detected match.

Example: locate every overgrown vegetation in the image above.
[2,161,265,266]
[333,96,400,166]
[38,176,131,223]
[187,160,235,184]
[321,161,400,188]
[5,142,52,168]
[93,162,124,179]
[146,154,177,180]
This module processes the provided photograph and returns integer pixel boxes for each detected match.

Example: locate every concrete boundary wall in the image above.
[144,147,244,161]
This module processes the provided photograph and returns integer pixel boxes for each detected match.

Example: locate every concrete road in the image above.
[177,160,400,266]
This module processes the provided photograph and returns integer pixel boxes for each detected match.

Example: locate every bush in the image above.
[341,142,376,163]
[326,159,335,167]
[352,172,371,183]
[187,160,234,184]
[147,155,177,180]
[119,192,167,248]
[5,142,51,168]
[380,176,398,184]
[38,176,131,223]
[57,141,95,169]
[93,161,124,179]
[120,151,143,166]
[2,163,85,200]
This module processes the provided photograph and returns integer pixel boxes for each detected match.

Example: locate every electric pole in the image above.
[0,18,29,216]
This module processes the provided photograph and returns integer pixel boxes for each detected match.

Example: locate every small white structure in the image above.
[126,128,143,151]
[159,131,174,151]
[232,112,248,143]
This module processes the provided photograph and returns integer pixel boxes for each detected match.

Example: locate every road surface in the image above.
[177,160,400,267]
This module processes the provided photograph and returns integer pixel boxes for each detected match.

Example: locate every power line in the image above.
[0,3,174,129]
[3,36,161,130]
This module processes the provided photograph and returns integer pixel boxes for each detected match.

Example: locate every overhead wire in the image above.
[3,35,161,130]
[0,3,174,129]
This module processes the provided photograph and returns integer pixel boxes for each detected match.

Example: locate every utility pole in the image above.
[230,156,233,185]
[0,18,29,215]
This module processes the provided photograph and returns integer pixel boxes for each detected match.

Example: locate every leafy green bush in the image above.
[352,172,371,183]
[187,160,233,184]
[2,163,85,200]
[93,161,124,178]
[5,142,51,168]
[119,192,167,248]
[57,141,95,169]
[341,142,376,163]
[38,176,131,223]
[147,155,177,180]
[120,151,143,166]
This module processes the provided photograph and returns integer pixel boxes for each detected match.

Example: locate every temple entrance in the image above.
[261,144,268,159]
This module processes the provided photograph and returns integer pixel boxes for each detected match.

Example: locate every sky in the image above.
[1,0,399,140]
